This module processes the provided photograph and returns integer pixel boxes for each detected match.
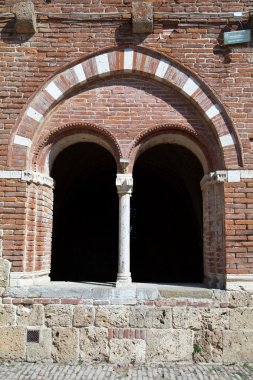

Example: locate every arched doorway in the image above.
[51,142,118,282]
[131,144,204,283]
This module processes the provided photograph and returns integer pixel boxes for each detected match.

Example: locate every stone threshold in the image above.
[4,282,215,303]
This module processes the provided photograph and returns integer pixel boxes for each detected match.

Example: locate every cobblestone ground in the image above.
[0,363,253,380]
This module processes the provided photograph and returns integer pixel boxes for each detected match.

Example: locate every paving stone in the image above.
[0,363,253,379]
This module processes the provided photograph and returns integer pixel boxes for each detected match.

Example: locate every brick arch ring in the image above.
[129,124,218,174]
[31,123,123,174]
[8,46,242,169]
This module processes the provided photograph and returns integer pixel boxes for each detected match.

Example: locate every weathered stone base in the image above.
[0,284,253,364]
[9,271,50,287]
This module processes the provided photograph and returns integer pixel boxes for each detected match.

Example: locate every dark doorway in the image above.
[131,144,204,283]
[51,142,118,282]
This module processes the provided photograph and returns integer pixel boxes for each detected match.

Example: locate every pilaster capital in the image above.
[116,174,133,195]
[0,170,54,188]
[201,171,227,190]
[21,171,54,188]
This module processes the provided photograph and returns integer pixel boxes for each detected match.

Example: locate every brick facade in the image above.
[0,0,253,289]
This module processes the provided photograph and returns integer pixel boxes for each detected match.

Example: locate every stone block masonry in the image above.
[0,284,253,364]
[1,0,253,365]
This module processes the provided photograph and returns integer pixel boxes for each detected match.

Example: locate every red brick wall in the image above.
[225,181,253,275]
[0,0,253,284]
[1,179,27,272]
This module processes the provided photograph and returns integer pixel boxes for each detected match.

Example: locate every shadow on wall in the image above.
[115,22,149,45]
[0,20,35,44]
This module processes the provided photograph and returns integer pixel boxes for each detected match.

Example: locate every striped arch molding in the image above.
[10,47,242,168]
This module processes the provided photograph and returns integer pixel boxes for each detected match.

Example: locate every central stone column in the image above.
[116,174,133,287]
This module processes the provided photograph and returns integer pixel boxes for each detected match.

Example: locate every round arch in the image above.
[8,47,242,170]
[31,123,123,174]
[129,124,217,174]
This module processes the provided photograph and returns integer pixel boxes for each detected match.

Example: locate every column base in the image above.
[116,272,132,287]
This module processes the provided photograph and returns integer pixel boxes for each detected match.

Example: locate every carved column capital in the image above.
[116,174,133,195]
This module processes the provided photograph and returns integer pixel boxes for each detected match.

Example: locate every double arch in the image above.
[8,46,242,171]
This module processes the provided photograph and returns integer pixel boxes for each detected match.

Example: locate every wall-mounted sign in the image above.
[224,30,251,45]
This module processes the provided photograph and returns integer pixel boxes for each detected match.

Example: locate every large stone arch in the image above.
[8,47,242,170]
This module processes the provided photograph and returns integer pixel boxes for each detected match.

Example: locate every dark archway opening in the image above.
[131,144,204,283]
[51,142,118,282]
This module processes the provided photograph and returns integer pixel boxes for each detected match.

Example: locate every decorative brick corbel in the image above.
[13,0,37,34]
[132,1,153,34]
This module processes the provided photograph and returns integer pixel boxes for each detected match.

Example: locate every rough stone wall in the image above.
[0,289,253,364]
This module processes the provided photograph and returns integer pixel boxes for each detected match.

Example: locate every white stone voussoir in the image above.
[205,104,221,119]
[155,59,170,78]
[27,107,43,122]
[45,82,63,100]
[124,49,134,71]
[73,63,86,83]
[95,54,110,74]
[182,77,200,96]
[14,135,32,147]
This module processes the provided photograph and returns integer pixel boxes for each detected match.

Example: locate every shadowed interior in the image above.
[51,142,118,282]
[131,144,204,283]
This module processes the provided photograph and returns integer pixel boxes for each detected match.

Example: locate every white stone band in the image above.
[201,170,253,188]
[0,170,54,188]
[226,274,253,291]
